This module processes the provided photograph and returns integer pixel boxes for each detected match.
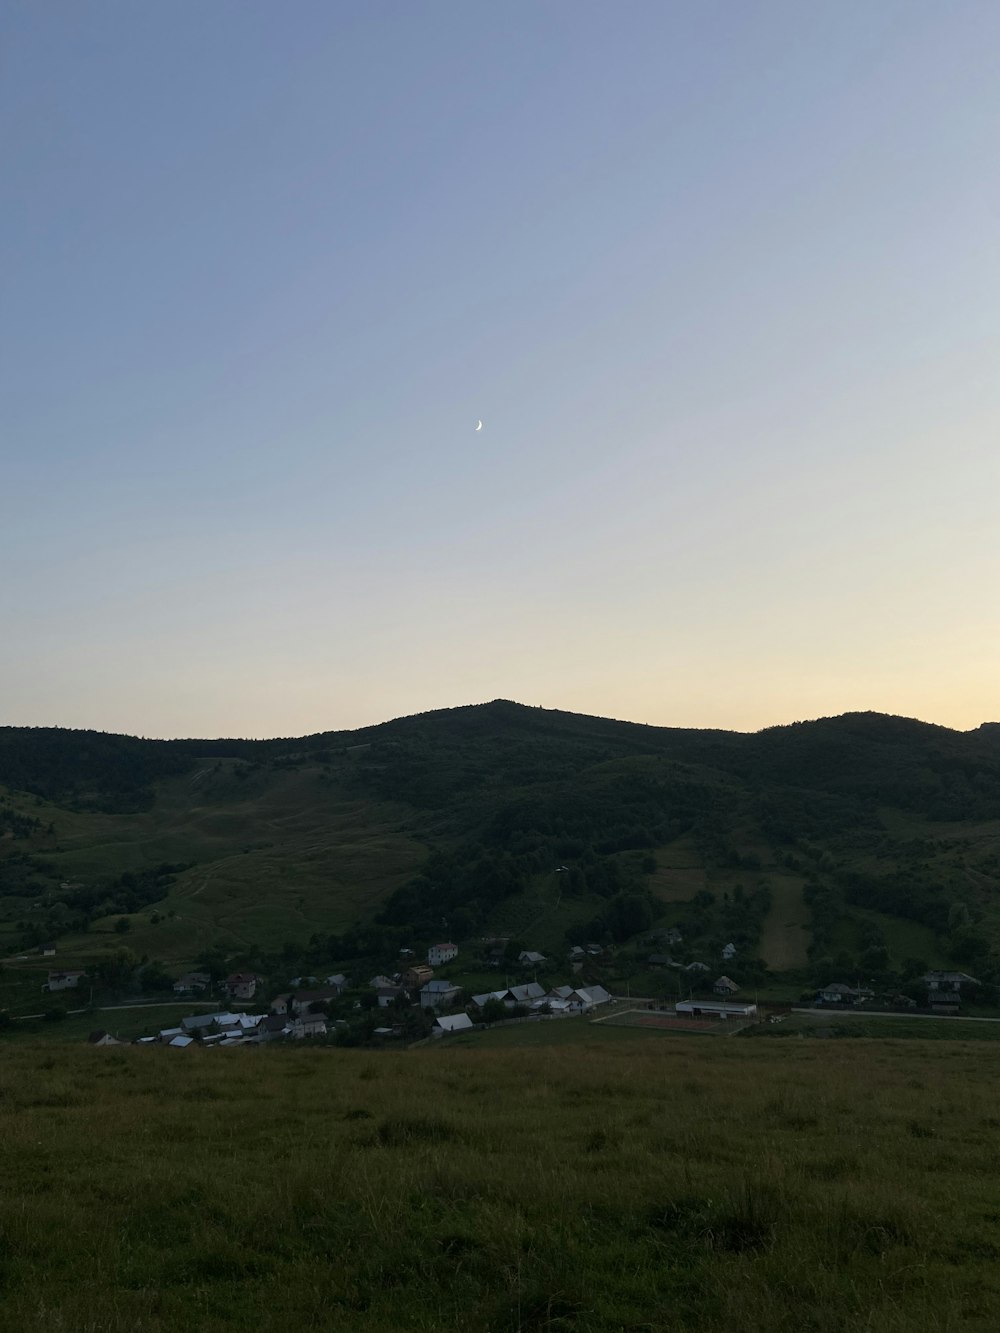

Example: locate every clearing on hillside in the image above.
[758,874,811,969]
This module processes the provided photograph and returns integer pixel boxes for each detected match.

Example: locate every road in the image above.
[790,1007,1000,1025]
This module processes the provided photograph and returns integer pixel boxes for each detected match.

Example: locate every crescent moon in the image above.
[475,420,483,431]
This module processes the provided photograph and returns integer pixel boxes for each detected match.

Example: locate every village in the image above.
[63,932,983,1049]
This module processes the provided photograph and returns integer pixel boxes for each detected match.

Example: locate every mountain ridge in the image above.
[2,702,999,986]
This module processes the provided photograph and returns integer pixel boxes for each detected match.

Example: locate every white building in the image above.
[45,970,86,992]
[419,979,461,1011]
[427,943,458,966]
[434,1013,474,1035]
[675,999,757,1020]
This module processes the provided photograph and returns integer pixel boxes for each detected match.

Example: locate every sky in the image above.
[2,1,998,739]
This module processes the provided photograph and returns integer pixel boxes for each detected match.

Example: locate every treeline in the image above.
[12,863,187,948]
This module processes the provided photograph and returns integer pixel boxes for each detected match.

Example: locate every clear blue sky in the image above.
[3,1,998,737]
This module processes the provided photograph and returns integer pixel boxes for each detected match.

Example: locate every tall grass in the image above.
[1,1036,999,1330]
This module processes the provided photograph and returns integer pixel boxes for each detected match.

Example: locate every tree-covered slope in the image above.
[1,703,999,977]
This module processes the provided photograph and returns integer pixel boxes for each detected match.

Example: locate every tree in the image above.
[860,945,890,974]
[949,927,990,965]
[94,948,137,992]
[948,902,972,930]
[141,964,174,993]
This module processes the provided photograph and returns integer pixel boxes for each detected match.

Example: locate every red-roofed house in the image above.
[224,973,260,1001]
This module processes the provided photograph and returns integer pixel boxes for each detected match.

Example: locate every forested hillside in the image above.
[2,703,999,989]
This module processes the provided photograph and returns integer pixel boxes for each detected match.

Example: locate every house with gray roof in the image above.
[419,979,461,1011]
[434,1013,474,1035]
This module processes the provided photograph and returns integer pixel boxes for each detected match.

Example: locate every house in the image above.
[665,927,683,946]
[168,1034,195,1049]
[325,974,348,992]
[722,943,736,961]
[289,986,341,1016]
[684,962,709,975]
[928,990,961,1014]
[87,1030,121,1047]
[158,1026,184,1042]
[369,974,397,990]
[816,983,869,1006]
[181,1012,225,1034]
[571,985,612,1011]
[173,972,211,994]
[518,951,546,967]
[45,970,86,992]
[419,979,461,1011]
[289,1013,327,1039]
[221,1014,264,1036]
[427,942,458,966]
[41,944,56,957]
[505,982,546,1007]
[471,989,509,1010]
[568,946,586,961]
[254,1015,289,1042]
[676,999,757,1020]
[402,964,434,989]
[224,973,260,1001]
[270,994,292,1016]
[376,985,406,1008]
[434,1013,474,1036]
[923,971,979,991]
[714,976,740,995]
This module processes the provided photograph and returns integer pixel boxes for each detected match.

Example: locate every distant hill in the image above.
[2,702,999,984]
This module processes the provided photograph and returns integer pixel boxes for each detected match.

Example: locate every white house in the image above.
[376,985,406,1008]
[427,943,458,966]
[721,943,736,961]
[45,970,86,992]
[289,1013,327,1039]
[87,1030,121,1047]
[224,973,259,1001]
[173,972,211,995]
[518,951,546,967]
[419,979,461,1011]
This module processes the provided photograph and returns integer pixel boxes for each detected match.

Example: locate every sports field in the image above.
[594,1007,731,1035]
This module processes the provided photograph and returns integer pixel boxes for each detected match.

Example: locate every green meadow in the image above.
[2,1032,1000,1332]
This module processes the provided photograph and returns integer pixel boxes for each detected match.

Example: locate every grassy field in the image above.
[750,1011,1000,1042]
[0,1002,220,1045]
[758,872,811,969]
[0,764,424,966]
[2,1034,1000,1331]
